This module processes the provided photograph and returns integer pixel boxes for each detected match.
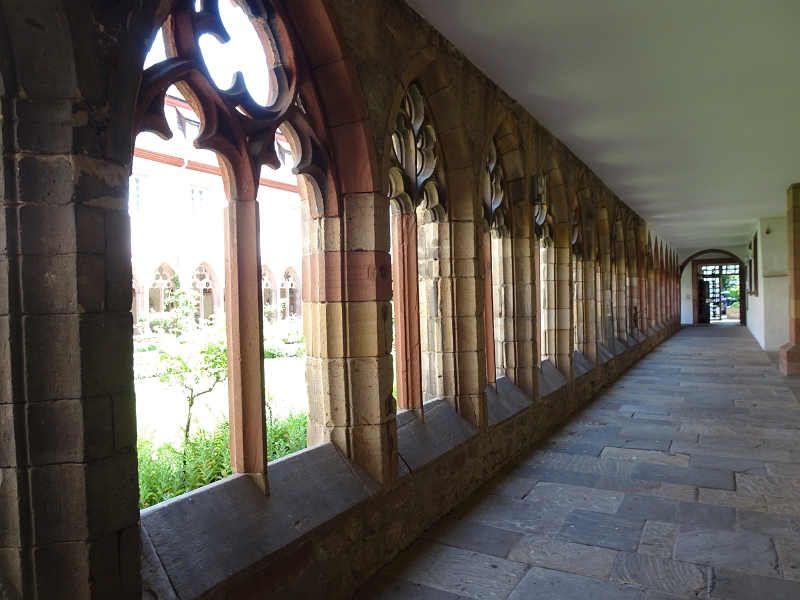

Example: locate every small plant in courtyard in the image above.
[156,287,228,456]
[137,418,231,509]
[137,410,307,508]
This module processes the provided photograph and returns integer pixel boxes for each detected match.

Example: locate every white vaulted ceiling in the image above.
[404,0,800,249]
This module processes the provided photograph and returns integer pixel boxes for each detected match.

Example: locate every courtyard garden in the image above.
[134,289,308,508]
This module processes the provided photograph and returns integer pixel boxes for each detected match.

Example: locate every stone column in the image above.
[779,184,800,375]
[305,194,397,485]
[1,97,141,599]
[509,201,535,397]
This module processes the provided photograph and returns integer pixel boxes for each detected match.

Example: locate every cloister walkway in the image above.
[353,324,800,599]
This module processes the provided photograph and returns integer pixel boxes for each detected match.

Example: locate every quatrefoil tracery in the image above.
[135,0,331,214]
[388,84,445,222]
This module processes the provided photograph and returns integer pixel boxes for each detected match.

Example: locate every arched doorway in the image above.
[680,249,746,325]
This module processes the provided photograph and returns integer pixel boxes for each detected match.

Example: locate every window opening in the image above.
[387,83,445,411]
[483,140,510,384]
[132,0,326,507]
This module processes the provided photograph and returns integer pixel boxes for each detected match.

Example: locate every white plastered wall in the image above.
[746,217,789,350]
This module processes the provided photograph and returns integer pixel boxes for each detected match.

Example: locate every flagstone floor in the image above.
[352,323,800,600]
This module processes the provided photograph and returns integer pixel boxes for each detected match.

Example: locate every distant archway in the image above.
[680,249,743,274]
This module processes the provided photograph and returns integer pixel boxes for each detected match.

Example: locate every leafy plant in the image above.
[137,412,307,509]
[137,419,232,509]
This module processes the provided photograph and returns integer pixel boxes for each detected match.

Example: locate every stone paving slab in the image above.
[504,464,601,488]
[482,475,536,499]
[601,447,691,467]
[507,534,618,578]
[352,326,800,600]
[630,462,735,491]
[611,552,708,597]
[351,574,463,600]
[460,494,572,537]
[774,535,800,580]
[674,529,779,576]
[421,518,525,559]
[507,566,645,600]
[523,482,624,513]
[709,567,800,599]
[638,521,678,558]
[558,510,645,551]
[380,541,527,599]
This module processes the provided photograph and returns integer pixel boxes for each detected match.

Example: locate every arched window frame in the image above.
[133,0,334,484]
[385,82,446,412]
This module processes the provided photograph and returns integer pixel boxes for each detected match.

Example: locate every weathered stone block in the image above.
[20,254,77,314]
[346,301,391,357]
[348,354,395,426]
[343,193,390,252]
[19,204,76,255]
[85,449,139,539]
[112,389,137,451]
[0,467,22,547]
[13,99,73,154]
[32,542,91,600]
[79,312,132,397]
[17,155,73,204]
[23,314,81,402]
[30,463,88,544]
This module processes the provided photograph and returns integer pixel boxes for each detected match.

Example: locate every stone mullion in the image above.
[390,213,423,412]
[223,200,268,488]
[483,232,496,386]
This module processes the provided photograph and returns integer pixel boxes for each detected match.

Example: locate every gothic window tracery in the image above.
[483,140,509,238]
[388,84,445,223]
[279,268,298,318]
[192,263,216,319]
[135,0,331,213]
[150,264,176,313]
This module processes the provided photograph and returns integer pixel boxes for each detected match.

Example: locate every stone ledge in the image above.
[538,360,568,398]
[573,350,596,379]
[140,443,376,600]
[598,343,614,365]
[487,377,532,426]
[397,399,479,472]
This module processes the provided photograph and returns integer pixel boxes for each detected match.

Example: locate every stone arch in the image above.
[382,50,484,427]
[111,0,397,487]
[481,111,524,388]
[574,176,597,363]
[679,249,744,275]
[149,262,176,314]
[192,262,220,319]
[279,265,301,318]
[538,148,571,376]
[261,264,278,321]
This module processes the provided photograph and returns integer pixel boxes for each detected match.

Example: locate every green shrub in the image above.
[267,412,307,461]
[138,413,307,509]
